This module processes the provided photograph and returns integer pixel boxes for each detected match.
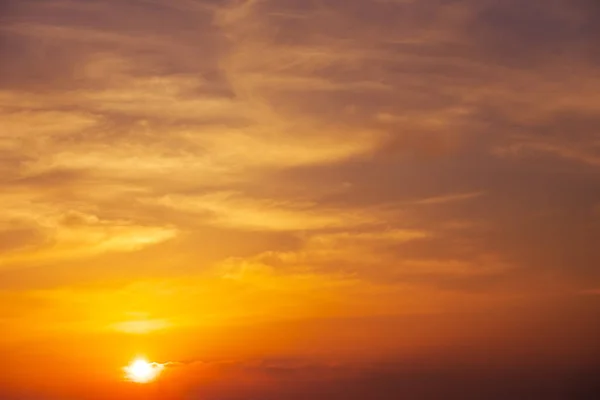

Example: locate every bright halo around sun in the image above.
[124,358,163,383]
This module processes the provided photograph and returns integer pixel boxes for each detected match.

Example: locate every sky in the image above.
[0,0,599,398]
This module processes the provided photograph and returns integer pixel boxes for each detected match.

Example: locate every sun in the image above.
[124,358,163,383]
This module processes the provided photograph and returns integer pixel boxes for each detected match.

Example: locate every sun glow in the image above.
[124,358,163,383]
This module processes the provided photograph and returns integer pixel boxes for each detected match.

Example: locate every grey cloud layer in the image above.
[0,0,599,291]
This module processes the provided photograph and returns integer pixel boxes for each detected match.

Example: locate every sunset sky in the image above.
[1,0,599,398]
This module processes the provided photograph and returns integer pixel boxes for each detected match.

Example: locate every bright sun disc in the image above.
[124,358,163,383]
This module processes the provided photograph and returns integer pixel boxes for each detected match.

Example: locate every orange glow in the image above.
[1,0,599,398]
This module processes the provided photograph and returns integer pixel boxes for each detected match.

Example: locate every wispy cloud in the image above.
[412,192,484,205]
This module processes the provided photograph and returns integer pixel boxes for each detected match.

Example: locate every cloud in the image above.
[0,207,176,270]
[412,191,484,205]
[110,317,171,335]
[148,192,380,231]
[0,0,596,286]
[219,227,516,291]
[1,110,99,138]
[494,140,600,167]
